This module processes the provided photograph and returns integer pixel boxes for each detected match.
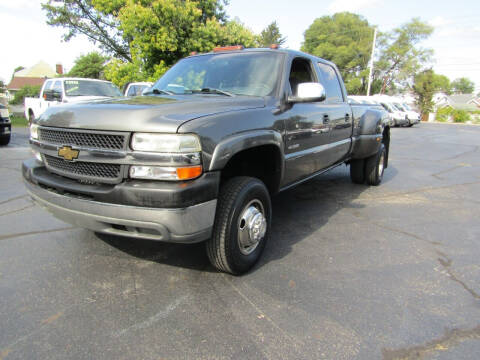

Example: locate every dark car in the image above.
[23,47,390,274]
[0,104,11,145]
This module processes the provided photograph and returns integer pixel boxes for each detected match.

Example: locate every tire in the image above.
[206,176,271,275]
[0,134,10,146]
[350,159,365,184]
[28,111,34,127]
[365,144,386,186]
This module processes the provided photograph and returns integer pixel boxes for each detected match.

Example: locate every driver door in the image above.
[283,57,332,185]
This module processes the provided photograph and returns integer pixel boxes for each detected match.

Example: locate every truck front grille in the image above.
[39,128,127,150]
[44,155,122,184]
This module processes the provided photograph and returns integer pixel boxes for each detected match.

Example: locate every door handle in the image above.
[345,113,350,122]
[323,114,329,123]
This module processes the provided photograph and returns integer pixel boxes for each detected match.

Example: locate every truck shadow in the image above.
[98,164,398,273]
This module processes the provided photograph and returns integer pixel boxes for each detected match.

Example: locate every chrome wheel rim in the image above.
[378,151,385,178]
[237,199,267,255]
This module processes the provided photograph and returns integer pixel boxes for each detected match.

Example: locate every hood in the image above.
[37,95,265,133]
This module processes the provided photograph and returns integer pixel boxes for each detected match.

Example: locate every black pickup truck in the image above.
[23,47,390,274]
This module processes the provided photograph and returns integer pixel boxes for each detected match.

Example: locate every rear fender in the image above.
[351,109,385,160]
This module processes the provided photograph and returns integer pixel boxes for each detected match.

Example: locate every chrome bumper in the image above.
[24,179,216,243]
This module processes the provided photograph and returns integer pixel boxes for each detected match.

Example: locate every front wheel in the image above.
[206,177,271,275]
[365,144,386,186]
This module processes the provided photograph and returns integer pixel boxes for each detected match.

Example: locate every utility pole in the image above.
[366,27,377,97]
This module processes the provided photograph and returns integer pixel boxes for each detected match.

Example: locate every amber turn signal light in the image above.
[213,45,244,52]
[176,165,203,180]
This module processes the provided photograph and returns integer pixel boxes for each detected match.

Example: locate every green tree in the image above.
[451,77,475,94]
[42,0,131,61]
[43,0,255,88]
[9,85,42,105]
[11,66,25,81]
[376,18,433,93]
[412,69,450,120]
[42,0,230,62]
[68,52,107,78]
[0,80,5,94]
[301,12,375,95]
[258,21,286,47]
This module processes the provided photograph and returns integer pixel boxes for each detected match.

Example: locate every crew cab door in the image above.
[283,57,332,185]
[316,62,353,164]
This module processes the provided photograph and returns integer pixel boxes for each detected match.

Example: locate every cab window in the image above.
[53,81,62,95]
[317,63,344,103]
[288,57,316,96]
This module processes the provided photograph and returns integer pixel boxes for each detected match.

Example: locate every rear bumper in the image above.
[23,159,217,243]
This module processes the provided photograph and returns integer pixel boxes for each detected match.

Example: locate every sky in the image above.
[0,0,479,92]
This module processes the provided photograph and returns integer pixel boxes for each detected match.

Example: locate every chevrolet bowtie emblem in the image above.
[58,146,79,161]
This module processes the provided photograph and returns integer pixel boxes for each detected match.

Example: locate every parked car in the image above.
[23,47,391,274]
[24,78,122,126]
[348,96,393,126]
[399,102,420,126]
[0,104,11,145]
[124,82,153,96]
[373,98,408,127]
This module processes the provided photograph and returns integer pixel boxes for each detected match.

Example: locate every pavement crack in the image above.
[0,227,76,241]
[382,325,480,360]
[436,251,480,301]
[0,194,28,205]
[0,204,35,217]
[445,145,479,161]
[112,295,190,337]
[222,275,305,348]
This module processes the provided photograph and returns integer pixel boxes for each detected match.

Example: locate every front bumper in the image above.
[23,159,217,243]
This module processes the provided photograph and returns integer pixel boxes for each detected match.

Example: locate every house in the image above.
[7,61,64,95]
[434,93,480,111]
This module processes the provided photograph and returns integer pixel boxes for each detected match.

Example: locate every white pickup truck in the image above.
[24,78,122,125]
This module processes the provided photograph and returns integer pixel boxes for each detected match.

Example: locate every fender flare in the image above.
[208,130,285,176]
[351,109,386,160]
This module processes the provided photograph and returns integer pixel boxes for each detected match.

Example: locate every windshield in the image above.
[64,80,122,97]
[403,103,412,111]
[393,103,406,111]
[151,52,283,97]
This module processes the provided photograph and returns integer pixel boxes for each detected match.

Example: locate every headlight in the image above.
[131,133,201,153]
[30,124,39,140]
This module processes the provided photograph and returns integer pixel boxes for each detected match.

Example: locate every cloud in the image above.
[328,0,381,13]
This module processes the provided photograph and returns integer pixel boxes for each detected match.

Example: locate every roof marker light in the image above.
[190,51,198,56]
[213,45,244,52]
[270,44,279,49]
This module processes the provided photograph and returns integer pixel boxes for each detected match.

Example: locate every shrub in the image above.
[436,107,452,122]
[436,107,472,123]
[452,109,471,123]
[9,85,41,105]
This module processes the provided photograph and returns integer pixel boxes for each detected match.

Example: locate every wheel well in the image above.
[28,109,34,118]
[220,145,282,194]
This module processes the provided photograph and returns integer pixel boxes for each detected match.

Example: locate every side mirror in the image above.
[288,82,326,103]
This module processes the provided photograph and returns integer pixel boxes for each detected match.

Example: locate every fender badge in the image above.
[58,146,79,161]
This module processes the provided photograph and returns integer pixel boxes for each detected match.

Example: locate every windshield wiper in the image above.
[143,88,174,96]
[190,88,234,97]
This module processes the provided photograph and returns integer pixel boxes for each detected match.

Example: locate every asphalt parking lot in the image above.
[1,123,479,359]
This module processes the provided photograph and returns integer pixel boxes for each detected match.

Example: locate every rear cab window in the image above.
[316,62,344,103]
